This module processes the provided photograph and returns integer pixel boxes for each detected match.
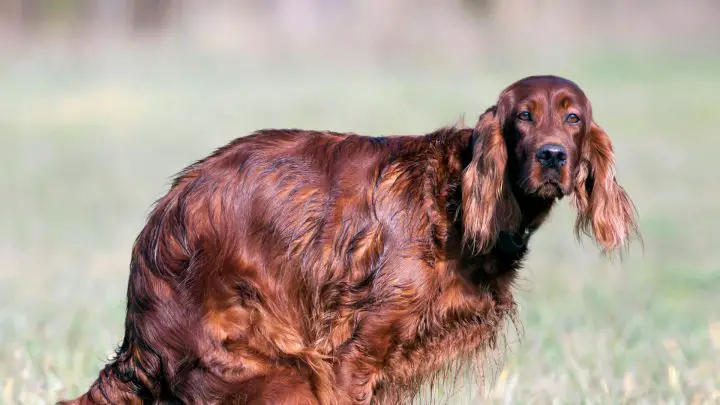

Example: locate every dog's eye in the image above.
[565,113,581,124]
[517,111,532,121]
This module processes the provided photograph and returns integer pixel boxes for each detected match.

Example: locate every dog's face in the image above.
[498,76,588,200]
[462,75,639,254]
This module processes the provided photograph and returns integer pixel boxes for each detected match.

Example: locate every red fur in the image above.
[573,121,640,253]
[61,76,638,405]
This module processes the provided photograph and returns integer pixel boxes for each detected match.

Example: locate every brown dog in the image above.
[61,75,638,405]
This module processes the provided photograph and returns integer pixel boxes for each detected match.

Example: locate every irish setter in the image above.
[61,75,638,404]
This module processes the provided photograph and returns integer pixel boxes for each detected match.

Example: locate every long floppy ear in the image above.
[462,106,520,254]
[573,121,640,254]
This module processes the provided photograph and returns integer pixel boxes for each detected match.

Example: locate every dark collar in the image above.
[498,226,536,254]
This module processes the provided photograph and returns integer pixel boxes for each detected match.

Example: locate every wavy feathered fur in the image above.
[61,75,638,405]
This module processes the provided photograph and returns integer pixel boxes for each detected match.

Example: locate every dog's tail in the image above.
[57,319,165,405]
[57,362,145,404]
[57,263,171,405]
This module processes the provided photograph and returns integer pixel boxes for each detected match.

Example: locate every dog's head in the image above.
[462,75,639,254]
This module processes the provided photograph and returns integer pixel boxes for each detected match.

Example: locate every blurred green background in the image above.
[1,1,719,404]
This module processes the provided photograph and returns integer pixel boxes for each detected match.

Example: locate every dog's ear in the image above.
[462,106,519,254]
[573,121,640,254]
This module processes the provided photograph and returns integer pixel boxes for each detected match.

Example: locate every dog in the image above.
[61,75,638,404]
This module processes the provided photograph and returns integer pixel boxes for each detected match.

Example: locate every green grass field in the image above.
[1,51,719,404]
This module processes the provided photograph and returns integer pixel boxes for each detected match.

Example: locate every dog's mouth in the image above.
[534,180,564,199]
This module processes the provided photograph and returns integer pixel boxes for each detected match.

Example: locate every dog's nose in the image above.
[536,144,567,168]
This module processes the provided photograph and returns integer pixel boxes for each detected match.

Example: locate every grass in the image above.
[1,50,719,404]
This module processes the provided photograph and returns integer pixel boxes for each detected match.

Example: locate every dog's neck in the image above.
[497,227,534,254]
[497,187,556,254]
[497,191,556,254]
